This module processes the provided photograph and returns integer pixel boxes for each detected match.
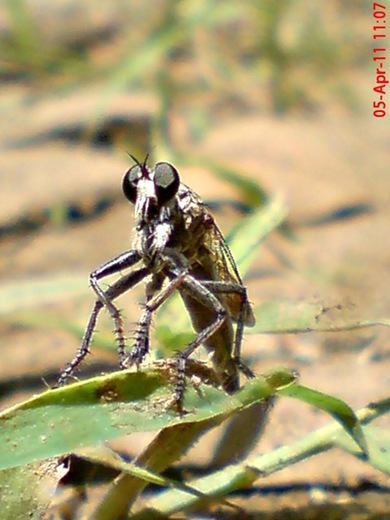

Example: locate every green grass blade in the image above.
[131,396,390,519]
[0,461,58,520]
[279,384,367,455]
[334,425,390,474]
[0,274,88,316]
[78,445,208,501]
[91,422,221,520]
[252,299,390,333]
[0,368,293,471]
[90,369,297,519]
[207,162,269,208]
[228,198,287,277]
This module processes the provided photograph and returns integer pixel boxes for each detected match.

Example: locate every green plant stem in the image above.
[130,399,389,519]
[90,420,223,520]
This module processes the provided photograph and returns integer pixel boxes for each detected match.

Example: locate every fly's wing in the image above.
[178,183,255,327]
[207,221,256,327]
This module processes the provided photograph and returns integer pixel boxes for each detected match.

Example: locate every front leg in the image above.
[58,265,148,386]
[58,250,142,386]
[89,250,141,367]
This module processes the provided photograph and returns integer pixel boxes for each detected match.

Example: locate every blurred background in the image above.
[0,0,389,514]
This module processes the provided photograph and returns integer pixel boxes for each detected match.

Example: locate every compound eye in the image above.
[154,162,180,204]
[122,165,142,204]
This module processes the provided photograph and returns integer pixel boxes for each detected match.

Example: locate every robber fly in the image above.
[58,156,255,408]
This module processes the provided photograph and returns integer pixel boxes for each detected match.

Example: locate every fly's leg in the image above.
[126,271,188,367]
[57,251,145,386]
[201,281,255,379]
[57,299,103,387]
[168,274,230,412]
[89,250,141,368]
[58,268,147,385]
[126,272,164,367]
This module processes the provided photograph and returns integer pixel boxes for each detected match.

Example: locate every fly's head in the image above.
[122,157,181,258]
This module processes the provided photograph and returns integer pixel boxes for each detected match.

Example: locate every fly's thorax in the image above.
[132,198,185,262]
[174,207,212,264]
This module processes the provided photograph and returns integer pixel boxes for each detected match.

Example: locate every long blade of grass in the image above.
[0,367,295,471]
[228,198,287,276]
[0,274,87,316]
[279,384,367,454]
[252,299,390,333]
[130,396,390,519]
[0,460,60,520]
[89,368,297,520]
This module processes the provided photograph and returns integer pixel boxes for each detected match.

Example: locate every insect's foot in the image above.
[118,342,130,370]
[125,325,150,366]
[56,375,65,388]
[119,356,129,370]
[165,395,187,416]
[124,341,148,368]
[234,357,255,379]
[56,366,73,388]
[168,355,187,415]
